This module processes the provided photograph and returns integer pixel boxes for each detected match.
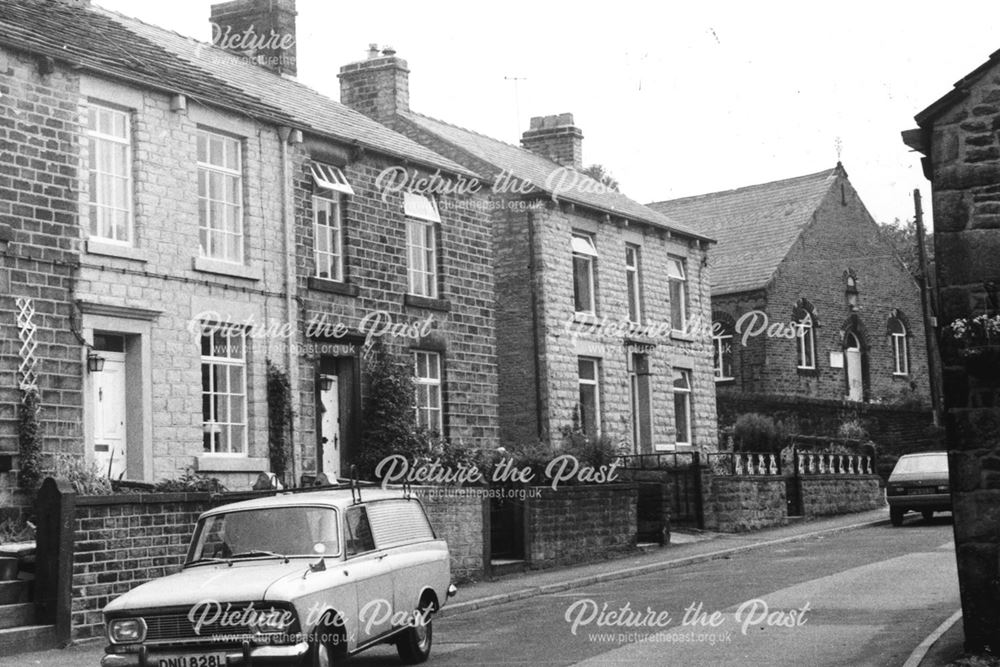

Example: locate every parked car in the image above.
[100,487,456,666]
[886,452,951,526]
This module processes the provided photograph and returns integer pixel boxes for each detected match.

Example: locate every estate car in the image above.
[100,487,456,666]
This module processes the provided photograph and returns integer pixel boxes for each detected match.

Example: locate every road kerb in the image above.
[440,514,886,618]
[903,608,962,667]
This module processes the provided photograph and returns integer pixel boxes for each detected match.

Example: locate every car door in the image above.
[344,505,395,643]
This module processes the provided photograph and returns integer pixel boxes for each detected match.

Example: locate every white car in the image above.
[100,487,456,666]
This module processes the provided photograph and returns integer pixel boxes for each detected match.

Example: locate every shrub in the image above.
[154,469,226,493]
[17,389,43,495]
[54,453,113,496]
[733,413,788,453]
[0,516,34,544]
[266,360,293,480]
[356,340,431,480]
[837,418,868,442]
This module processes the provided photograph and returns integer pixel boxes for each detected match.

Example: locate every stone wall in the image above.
[909,52,1000,652]
[418,491,486,583]
[798,476,884,516]
[703,476,787,533]
[526,484,638,568]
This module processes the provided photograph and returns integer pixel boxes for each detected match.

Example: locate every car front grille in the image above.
[138,604,295,644]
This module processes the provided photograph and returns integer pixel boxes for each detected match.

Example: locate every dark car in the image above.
[886,452,951,526]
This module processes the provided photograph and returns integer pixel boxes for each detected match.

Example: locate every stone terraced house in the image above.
[648,166,936,454]
[337,50,719,454]
[0,0,498,498]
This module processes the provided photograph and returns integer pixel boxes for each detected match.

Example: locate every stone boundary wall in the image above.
[703,476,787,533]
[799,476,885,517]
[526,484,638,568]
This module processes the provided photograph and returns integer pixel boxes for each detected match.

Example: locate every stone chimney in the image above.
[338,45,409,122]
[210,0,297,76]
[521,113,583,170]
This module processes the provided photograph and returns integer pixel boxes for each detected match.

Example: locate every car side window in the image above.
[345,506,376,557]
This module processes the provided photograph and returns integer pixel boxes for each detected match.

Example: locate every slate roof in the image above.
[398,111,713,242]
[0,0,472,176]
[647,167,840,295]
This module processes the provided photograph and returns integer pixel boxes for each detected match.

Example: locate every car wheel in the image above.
[922,511,934,521]
[890,507,904,526]
[309,639,333,667]
[309,614,343,667]
[396,607,433,664]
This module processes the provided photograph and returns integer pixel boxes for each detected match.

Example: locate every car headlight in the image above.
[253,608,297,635]
[108,618,147,644]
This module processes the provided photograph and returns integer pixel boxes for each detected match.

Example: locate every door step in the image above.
[490,559,528,577]
[0,624,56,655]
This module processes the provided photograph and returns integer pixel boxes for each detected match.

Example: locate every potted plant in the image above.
[944,314,1000,380]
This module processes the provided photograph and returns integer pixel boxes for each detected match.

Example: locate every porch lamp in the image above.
[87,351,106,373]
[319,375,334,392]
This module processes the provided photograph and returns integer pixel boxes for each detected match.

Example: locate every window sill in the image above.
[192,256,263,281]
[671,331,695,342]
[892,372,910,379]
[308,276,360,297]
[573,311,598,324]
[86,238,149,262]
[195,455,270,473]
[404,294,451,312]
[714,377,735,384]
[796,366,819,377]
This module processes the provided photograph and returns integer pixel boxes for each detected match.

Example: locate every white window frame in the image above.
[201,326,248,456]
[197,129,244,263]
[796,313,817,370]
[577,357,602,436]
[414,351,443,433]
[572,233,598,315]
[86,103,133,245]
[404,193,440,298]
[668,257,688,333]
[625,244,642,324]
[713,330,734,380]
[313,193,344,282]
[673,368,692,446]
[891,321,909,376]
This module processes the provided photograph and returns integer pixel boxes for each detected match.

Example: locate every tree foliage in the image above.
[877,217,933,282]
[581,164,620,192]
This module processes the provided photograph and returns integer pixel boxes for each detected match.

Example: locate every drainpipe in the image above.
[278,126,299,486]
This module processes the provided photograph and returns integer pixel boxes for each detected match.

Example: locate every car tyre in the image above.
[309,639,334,667]
[308,613,342,667]
[890,507,904,526]
[396,607,433,664]
[922,510,934,521]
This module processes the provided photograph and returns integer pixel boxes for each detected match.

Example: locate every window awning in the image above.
[403,192,441,223]
[571,234,598,257]
[310,163,355,195]
[667,258,685,280]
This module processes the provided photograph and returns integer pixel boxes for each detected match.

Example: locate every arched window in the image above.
[888,312,909,376]
[793,299,818,370]
[712,317,734,380]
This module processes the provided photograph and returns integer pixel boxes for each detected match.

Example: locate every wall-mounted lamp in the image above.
[319,375,334,392]
[87,351,106,373]
[170,94,187,112]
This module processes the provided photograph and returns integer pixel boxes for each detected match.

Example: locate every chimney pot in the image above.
[381,46,397,56]
[367,43,380,59]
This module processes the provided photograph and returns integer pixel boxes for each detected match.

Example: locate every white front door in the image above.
[845,333,863,402]
[320,375,340,479]
[93,352,127,479]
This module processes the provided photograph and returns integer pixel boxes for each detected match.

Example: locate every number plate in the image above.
[908,487,935,495]
[154,653,227,667]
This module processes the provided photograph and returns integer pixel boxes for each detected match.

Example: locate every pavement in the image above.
[0,507,966,667]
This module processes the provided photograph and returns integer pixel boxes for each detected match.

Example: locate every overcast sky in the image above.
[95,0,1000,228]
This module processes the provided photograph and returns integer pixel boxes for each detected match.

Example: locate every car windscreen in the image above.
[188,506,339,562]
[892,454,948,476]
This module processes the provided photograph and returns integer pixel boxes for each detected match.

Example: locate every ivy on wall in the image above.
[17,388,42,495]
[266,360,293,480]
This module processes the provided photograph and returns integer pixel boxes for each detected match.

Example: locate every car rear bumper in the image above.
[886,493,951,511]
[101,641,310,667]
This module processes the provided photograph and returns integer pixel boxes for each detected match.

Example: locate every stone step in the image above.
[0,602,35,629]
[0,580,28,605]
[0,624,56,656]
